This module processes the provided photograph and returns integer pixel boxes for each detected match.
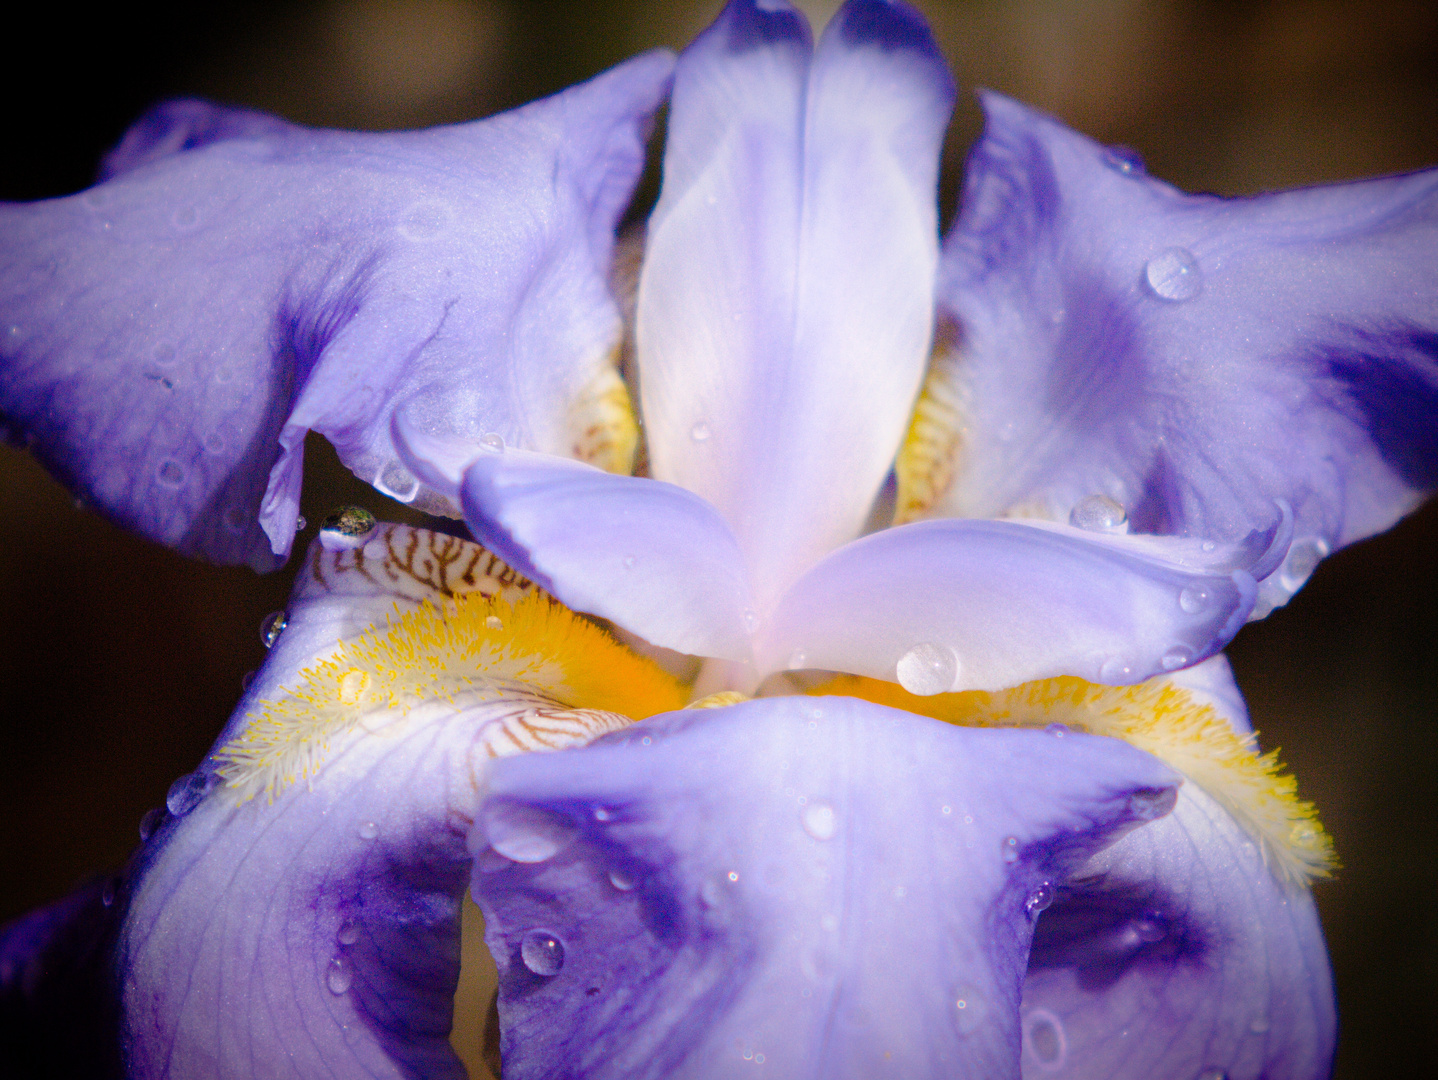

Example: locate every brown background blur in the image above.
[2,2,1435,1077]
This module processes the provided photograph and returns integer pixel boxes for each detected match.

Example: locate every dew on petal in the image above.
[1178,585,1212,614]
[374,460,420,502]
[260,610,287,649]
[484,615,504,631]
[1024,1009,1067,1067]
[1131,914,1167,943]
[1099,656,1135,683]
[1160,644,1194,670]
[1025,882,1055,918]
[156,459,185,487]
[1195,1070,1229,1080]
[1250,1017,1271,1034]
[1103,145,1145,174]
[294,515,307,531]
[165,771,213,817]
[1045,723,1069,738]
[896,642,960,696]
[100,878,116,908]
[622,555,636,569]
[138,807,164,841]
[608,868,636,892]
[742,609,759,634]
[1278,536,1329,593]
[801,800,837,841]
[357,821,379,840]
[1001,836,1020,864]
[520,930,565,976]
[1145,247,1203,301]
[326,956,352,995]
[480,432,505,454]
[1069,493,1128,533]
[319,506,377,550]
[485,804,572,863]
[689,421,712,442]
[336,919,360,946]
[787,649,808,671]
[953,985,987,1035]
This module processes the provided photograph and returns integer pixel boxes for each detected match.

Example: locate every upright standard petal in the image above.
[925,92,1437,613]
[0,51,672,569]
[637,0,954,610]
[471,696,1181,1079]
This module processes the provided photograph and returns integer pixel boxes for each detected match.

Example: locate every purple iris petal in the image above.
[459,449,755,660]
[472,695,1179,1079]
[937,91,1438,612]
[759,518,1268,691]
[636,0,954,609]
[1,51,673,569]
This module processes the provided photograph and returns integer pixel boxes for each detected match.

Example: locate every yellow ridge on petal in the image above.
[894,315,967,524]
[215,591,686,801]
[811,673,1336,889]
[569,357,639,475]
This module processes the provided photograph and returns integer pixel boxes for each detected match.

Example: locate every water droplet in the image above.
[608,868,636,892]
[622,555,636,569]
[1145,247,1203,301]
[520,930,565,976]
[801,801,837,841]
[485,805,572,863]
[319,506,377,550]
[953,985,987,1034]
[742,609,759,633]
[166,772,213,817]
[941,805,952,815]
[1278,536,1329,593]
[1001,836,1020,863]
[156,459,185,486]
[1025,882,1055,917]
[895,642,960,696]
[480,432,504,453]
[689,421,711,442]
[138,807,164,841]
[1069,493,1128,533]
[374,461,419,502]
[1024,1009,1066,1066]
[1250,1017,1270,1034]
[326,956,352,994]
[641,736,652,746]
[1160,644,1193,670]
[1128,787,1175,821]
[787,649,808,671]
[1178,585,1212,614]
[1131,914,1167,943]
[260,610,287,649]
[1099,656,1136,683]
[241,670,256,691]
[1103,145,1145,174]
[357,821,378,840]
[1045,723,1069,738]
[336,919,360,946]
[101,878,116,908]
[339,670,369,704]
[484,615,504,631]
[294,515,307,532]
[1201,539,1217,552]
[727,871,739,882]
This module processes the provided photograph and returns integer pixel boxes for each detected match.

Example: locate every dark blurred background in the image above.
[1,1,1434,1077]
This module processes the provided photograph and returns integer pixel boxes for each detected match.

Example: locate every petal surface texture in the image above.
[636,0,955,610]
[459,448,755,659]
[471,695,1180,1080]
[760,518,1266,691]
[0,52,672,569]
[936,92,1438,611]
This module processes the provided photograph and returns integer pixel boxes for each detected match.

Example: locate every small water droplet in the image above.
[608,868,636,892]
[480,432,504,453]
[787,649,808,671]
[156,459,185,486]
[641,736,652,746]
[326,956,352,994]
[1160,644,1193,670]
[1001,836,1019,863]
[1201,539,1216,552]
[101,878,117,908]
[260,610,287,649]
[1145,247,1203,301]
[375,461,420,502]
[336,919,360,946]
[484,615,504,631]
[294,515,307,532]
[1045,723,1069,737]
[953,985,987,1034]
[1128,787,1175,821]
[802,801,837,841]
[319,506,377,550]
[941,805,952,815]
[742,609,759,633]
[241,669,256,691]
[622,555,636,569]
[1103,145,1145,174]
[1099,656,1136,683]
[1024,1009,1066,1066]
[1178,585,1212,614]
[485,805,572,863]
[896,642,960,696]
[1069,493,1128,533]
[138,807,164,841]
[1025,882,1055,917]
[1131,914,1167,943]
[727,871,739,882]
[689,421,712,442]
[358,821,379,840]
[166,772,213,817]
[520,930,565,976]
[1278,536,1329,593]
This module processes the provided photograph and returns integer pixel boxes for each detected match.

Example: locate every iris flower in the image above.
[2,1,1435,1077]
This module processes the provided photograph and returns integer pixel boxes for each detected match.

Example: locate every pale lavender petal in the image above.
[459,449,754,659]
[937,92,1438,613]
[1,51,672,569]
[760,518,1273,690]
[471,695,1180,1079]
[637,0,954,608]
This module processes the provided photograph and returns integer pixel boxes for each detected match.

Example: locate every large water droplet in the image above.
[336,919,360,946]
[485,805,572,863]
[138,807,164,841]
[1069,493,1128,533]
[374,461,419,502]
[1178,585,1212,614]
[1024,1009,1067,1066]
[166,772,213,817]
[1103,145,1146,175]
[260,610,287,649]
[1145,247,1203,301]
[480,432,504,453]
[1025,882,1055,918]
[896,642,960,696]
[520,930,565,976]
[802,801,837,841]
[689,421,711,443]
[319,506,377,551]
[1160,644,1194,671]
[326,956,352,994]
[1278,536,1329,593]
[294,515,307,532]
